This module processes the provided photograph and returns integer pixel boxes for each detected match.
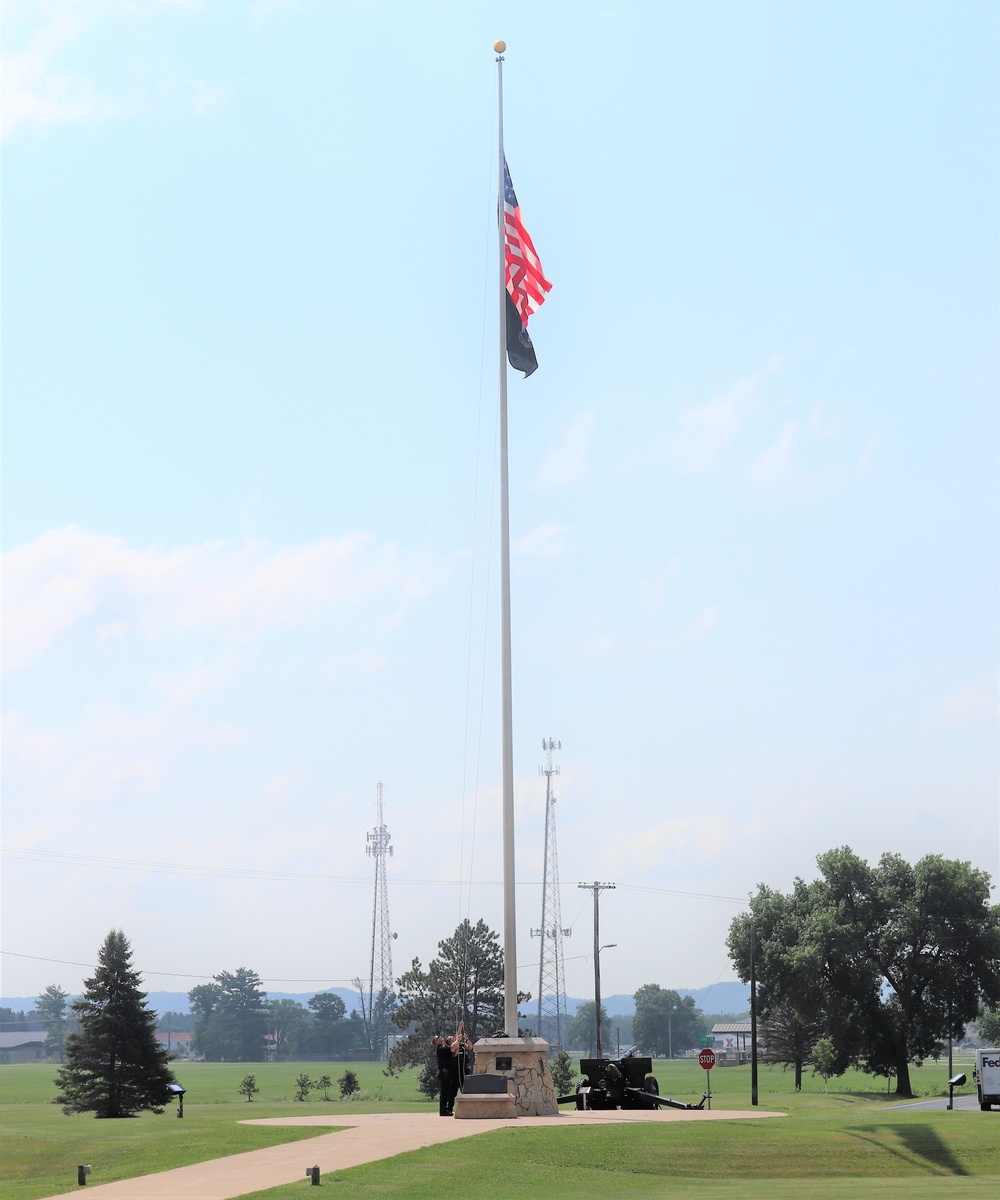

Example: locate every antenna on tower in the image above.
[530,738,572,1047]
[364,781,396,1059]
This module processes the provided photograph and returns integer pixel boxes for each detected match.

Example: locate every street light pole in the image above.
[595,943,616,1058]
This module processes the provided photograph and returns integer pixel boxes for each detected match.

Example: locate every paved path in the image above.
[48,1108,783,1199]
[880,1093,982,1112]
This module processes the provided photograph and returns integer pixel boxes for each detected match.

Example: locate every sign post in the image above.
[698,1047,716,1110]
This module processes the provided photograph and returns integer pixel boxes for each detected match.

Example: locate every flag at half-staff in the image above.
[503,157,552,376]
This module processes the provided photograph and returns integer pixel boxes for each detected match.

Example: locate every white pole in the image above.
[496,44,518,1038]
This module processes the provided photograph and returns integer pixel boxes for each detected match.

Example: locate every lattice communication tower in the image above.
[365,781,394,1056]
[530,738,572,1046]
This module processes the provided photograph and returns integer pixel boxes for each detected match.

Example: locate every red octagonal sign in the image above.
[698,1048,716,1070]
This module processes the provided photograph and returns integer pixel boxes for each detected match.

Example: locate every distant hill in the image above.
[569,982,750,1018]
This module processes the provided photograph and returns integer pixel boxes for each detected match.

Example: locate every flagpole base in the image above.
[461,1036,558,1117]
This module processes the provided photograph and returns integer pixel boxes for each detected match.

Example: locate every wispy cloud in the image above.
[532,407,597,490]
[605,816,722,873]
[650,603,721,652]
[933,683,999,730]
[2,525,445,672]
[747,419,798,485]
[662,357,784,476]
[637,560,682,609]
[2,1,224,138]
[515,523,568,559]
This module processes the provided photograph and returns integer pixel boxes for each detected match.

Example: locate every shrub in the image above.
[338,1069,360,1098]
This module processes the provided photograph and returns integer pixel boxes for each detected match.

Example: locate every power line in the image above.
[2,846,746,903]
[0,951,365,985]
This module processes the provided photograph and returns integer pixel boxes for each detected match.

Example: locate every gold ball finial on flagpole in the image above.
[493,40,506,53]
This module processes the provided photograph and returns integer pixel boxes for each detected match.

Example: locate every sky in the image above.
[2,0,998,1014]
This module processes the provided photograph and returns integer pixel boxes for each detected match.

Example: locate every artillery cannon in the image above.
[557,1050,707,1112]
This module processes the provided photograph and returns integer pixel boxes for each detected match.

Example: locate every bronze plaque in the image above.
[495,1056,513,1071]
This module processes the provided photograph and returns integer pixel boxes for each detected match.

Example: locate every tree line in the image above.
[728,847,1000,1096]
[188,970,374,1061]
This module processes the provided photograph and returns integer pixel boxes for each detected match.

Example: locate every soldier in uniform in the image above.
[433,1035,456,1116]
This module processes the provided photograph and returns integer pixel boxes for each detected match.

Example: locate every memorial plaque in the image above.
[495,1056,513,1071]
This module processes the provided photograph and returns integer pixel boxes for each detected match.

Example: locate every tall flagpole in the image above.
[495,40,518,1038]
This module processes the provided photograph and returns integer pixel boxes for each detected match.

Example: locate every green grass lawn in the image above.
[0,1060,425,1199]
[236,1113,1000,1200]
[2,1057,993,1200]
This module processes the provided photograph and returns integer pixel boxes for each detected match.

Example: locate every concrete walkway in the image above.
[48,1108,783,1199]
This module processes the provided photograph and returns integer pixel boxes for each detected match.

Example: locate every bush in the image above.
[294,1073,313,1101]
[338,1069,360,1098]
[238,1074,259,1102]
[550,1049,577,1097]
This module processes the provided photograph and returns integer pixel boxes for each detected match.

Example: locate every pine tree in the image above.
[54,930,176,1118]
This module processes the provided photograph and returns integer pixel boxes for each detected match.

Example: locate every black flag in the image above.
[505,293,538,377]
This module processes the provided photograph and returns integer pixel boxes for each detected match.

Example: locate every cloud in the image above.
[933,684,999,731]
[662,357,784,476]
[1,1,223,139]
[604,816,722,873]
[515,524,568,559]
[532,407,597,490]
[650,604,721,652]
[858,421,884,476]
[638,561,682,609]
[747,419,798,485]
[2,525,445,672]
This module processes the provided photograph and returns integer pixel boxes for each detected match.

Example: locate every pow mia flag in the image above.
[506,292,538,377]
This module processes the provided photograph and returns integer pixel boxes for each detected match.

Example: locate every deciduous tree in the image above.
[266,999,307,1060]
[54,930,175,1118]
[979,1007,1000,1046]
[303,993,366,1059]
[33,985,70,1061]
[632,985,705,1057]
[189,969,268,1061]
[565,1001,612,1055]
[729,847,1000,1097]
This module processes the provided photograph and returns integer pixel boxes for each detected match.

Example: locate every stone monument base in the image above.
[453,1091,517,1119]
[464,1036,558,1118]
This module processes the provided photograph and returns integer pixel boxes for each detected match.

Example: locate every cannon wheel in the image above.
[576,1078,590,1111]
[644,1076,659,1095]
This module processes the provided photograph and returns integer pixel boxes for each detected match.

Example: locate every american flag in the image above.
[503,157,552,328]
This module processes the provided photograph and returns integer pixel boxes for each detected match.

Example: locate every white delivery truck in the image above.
[975,1048,1000,1111]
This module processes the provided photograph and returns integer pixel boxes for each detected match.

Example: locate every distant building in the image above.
[154,1030,193,1056]
[0,1030,48,1063]
[709,1022,762,1063]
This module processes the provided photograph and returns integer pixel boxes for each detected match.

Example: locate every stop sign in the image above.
[698,1048,716,1070]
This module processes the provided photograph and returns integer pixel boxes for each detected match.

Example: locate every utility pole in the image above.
[531,738,572,1046]
[750,922,759,1106]
[578,882,615,1057]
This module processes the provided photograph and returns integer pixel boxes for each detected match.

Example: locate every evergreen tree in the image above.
[387,918,528,1095]
[54,930,175,1118]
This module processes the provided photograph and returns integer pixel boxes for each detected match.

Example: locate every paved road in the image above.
[881,1093,984,1112]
